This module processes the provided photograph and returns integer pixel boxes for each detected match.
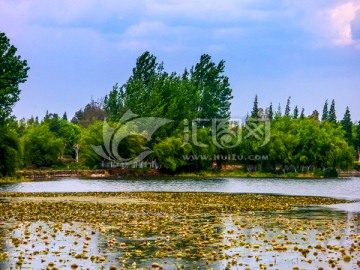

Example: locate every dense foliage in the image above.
[0,32,29,124]
[0,32,29,176]
[0,41,358,176]
[103,52,233,124]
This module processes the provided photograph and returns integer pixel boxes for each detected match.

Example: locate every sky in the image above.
[0,0,359,122]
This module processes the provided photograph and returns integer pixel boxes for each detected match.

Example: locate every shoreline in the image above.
[0,168,359,183]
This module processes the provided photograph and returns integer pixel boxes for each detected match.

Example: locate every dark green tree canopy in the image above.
[293,106,299,119]
[328,99,336,123]
[355,121,360,162]
[190,54,233,119]
[62,112,68,121]
[321,100,328,121]
[300,108,305,119]
[104,52,233,123]
[0,32,29,176]
[284,96,291,117]
[341,106,352,144]
[0,126,20,176]
[71,99,106,127]
[250,95,259,119]
[0,32,29,123]
[268,103,273,120]
[276,103,282,117]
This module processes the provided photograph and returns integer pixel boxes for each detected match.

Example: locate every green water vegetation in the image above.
[0,192,359,269]
[0,174,28,183]
[1,31,360,178]
[176,170,327,179]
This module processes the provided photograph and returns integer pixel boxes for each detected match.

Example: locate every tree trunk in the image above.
[74,144,80,163]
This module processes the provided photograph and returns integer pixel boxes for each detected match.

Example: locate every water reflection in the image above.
[1,177,360,200]
[0,221,10,269]
[0,207,358,269]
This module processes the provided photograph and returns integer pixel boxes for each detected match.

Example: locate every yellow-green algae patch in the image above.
[0,192,358,269]
[0,192,352,216]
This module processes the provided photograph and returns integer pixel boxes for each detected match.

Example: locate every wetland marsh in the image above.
[0,178,359,269]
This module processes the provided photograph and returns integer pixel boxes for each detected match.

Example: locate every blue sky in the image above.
[1,0,359,121]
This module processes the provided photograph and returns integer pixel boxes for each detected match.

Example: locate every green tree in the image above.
[78,121,104,168]
[300,108,305,119]
[22,124,63,167]
[0,126,20,176]
[250,95,259,119]
[293,106,299,119]
[71,99,106,128]
[104,51,233,131]
[103,84,126,122]
[42,113,81,158]
[122,52,160,115]
[354,122,360,162]
[284,96,291,117]
[0,32,30,124]
[190,54,233,120]
[310,110,319,121]
[341,106,352,144]
[321,100,328,121]
[276,103,282,117]
[266,117,352,172]
[49,116,81,158]
[62,112,68,121]
[0,32,29,176]
[328,99,336,123]
[268,103,273,120]
[153,137,189,172]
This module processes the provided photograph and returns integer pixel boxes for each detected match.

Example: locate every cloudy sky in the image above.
[1,0,359,121]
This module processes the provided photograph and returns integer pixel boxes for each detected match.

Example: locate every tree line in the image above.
[0,31,359,177]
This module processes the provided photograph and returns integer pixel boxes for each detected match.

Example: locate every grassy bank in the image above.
[176,170,322,179]
[16,169,108,179]
[7,167,359,181]
[0,174,29,183]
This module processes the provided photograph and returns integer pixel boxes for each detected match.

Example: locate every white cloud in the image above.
[327,1,360,45]
[352,10,360,38]
[286,0,360,48]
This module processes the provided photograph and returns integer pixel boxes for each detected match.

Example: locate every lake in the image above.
[1,177,359,269]
[1,176,360,200]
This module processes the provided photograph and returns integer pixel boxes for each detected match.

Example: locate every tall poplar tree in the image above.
[328,99,337,123]
[341,107,352,144]
[250,95,259,119]
[284,96,291,117]
[321,100,328,121]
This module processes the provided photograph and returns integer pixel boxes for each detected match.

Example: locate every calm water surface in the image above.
[1,177,360,269]
[0,177,359,200]
[1,207,359,269]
